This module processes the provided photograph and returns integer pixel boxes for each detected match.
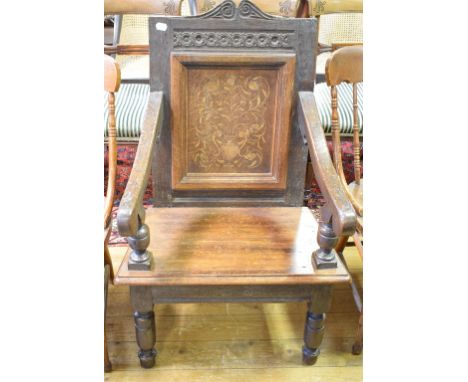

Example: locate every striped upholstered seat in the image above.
[104,83,150,141]
[314,81,363,136]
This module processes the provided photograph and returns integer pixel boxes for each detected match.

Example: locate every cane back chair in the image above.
[113,0,356,368]
[325,45,363,355]
[104,54,121,372]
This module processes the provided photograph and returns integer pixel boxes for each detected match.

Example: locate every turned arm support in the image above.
[117,91,164,238]
[298,91,356,237]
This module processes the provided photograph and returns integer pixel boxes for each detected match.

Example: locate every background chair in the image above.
[103,0,183,209]
[113,0,356,369]
[104,0,183,143]
[308,0,362,83]
[325,45,363,355]
[104,54,121,372]
[304,0,363,213]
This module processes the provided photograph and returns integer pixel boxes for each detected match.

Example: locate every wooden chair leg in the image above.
[302,285,332,365]
[104,265,112,372]
[134,310,157,368]
[352,311,363,355]
[337,242,364,354]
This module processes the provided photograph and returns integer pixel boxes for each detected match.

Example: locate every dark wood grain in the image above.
[170,52,295,191]
[149,0,317,207]
[298,91,356,237]
[117,92,164,237]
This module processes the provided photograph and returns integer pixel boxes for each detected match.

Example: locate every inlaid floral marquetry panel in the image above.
[171,52,296,190]
[188,69,274,174]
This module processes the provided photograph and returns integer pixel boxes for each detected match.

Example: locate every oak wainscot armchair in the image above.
[113,0,356,368]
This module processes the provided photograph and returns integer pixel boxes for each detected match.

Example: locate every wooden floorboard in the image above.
[106,245,363,381]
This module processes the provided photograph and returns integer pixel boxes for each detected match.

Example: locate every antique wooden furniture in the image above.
[308,0,362,83]
[114,0,356,368]
[325,45,363,354]
[104,0,182,143]
[104,54,121,372]
[187,0,303,17]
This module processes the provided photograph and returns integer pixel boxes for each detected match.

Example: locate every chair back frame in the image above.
[149,0,318,207]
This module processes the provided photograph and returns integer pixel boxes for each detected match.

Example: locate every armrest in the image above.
[117,91,164,237]
[298,91,356,237]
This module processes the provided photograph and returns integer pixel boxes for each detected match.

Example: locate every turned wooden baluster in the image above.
[127,210,152,270]
[330,77,362,216]
[352,83,360,185]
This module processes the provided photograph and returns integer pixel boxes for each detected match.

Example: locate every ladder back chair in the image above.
[104,0,183,143]
[104,54,121,372]
[113,0,356,369]
[326,45,363,355]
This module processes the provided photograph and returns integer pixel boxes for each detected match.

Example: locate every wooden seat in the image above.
[115,207,349,286]
[113,0,356,370]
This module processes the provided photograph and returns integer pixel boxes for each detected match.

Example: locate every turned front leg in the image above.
[302,285,332,365]
[131,286,156,368]
[134,311,157,368]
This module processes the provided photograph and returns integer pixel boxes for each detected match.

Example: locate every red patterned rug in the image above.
[105,139,362,246]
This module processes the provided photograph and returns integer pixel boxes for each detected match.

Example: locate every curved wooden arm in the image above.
[298,91,356,236]
[117,91,164,237]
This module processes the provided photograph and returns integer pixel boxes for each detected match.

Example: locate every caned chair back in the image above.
[104,55,121,227]
[308,0,362,49]
[104,0,183,80]
[325,45,363,215]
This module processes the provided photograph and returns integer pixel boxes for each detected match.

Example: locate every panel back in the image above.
[149,0,317,207]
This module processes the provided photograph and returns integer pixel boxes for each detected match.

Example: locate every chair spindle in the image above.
[352,83,360,185]
[105,92,117,227]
